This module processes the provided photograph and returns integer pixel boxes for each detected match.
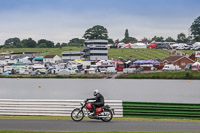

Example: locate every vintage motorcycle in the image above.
[71,100,114,122]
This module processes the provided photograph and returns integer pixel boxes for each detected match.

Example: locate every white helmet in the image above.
[94,89,99,96]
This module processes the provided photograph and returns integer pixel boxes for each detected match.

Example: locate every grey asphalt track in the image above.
[1,79,200,103]
[0,119,200,132]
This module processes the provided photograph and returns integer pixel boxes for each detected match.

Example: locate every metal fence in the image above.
[0,99,123,117]
[123,101,200,119]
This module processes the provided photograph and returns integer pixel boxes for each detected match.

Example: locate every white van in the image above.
[123,68,136,73]
[107,67,117,74]
[0,67,3,74]
[162,64,181,71]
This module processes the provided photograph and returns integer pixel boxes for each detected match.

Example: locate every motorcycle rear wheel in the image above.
[101,109,113,122]
[71,108,84,121]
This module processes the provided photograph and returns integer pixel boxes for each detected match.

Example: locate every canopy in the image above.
[133,60,160,65]
[192,62,200,66]
[130,43,146,49]
[148,44,158,48]
[193,42,200,47]
[74,59,83,61]
[13,62,25,66]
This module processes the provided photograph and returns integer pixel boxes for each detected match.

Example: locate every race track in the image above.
[0,119,200,132]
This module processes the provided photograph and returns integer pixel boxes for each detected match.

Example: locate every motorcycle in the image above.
[71,100,114,122]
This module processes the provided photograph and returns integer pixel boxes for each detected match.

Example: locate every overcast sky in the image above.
[0,0,200,45]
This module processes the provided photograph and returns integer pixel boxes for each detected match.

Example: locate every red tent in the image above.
[148,44,158,49]
[125,43,131,48]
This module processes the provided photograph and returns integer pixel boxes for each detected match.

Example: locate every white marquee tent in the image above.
[130,43,146,49]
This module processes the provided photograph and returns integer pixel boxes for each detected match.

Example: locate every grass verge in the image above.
[117,71,200,79]
[0,74,108,79]
[0,131,197,133]
[0,116,200,122]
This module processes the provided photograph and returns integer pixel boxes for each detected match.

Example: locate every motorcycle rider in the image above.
[86,89,104,116]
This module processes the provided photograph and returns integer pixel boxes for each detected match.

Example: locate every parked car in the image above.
[194,46,200,51]
[99,68,107,74]
[184,63,192,71]
[162,64,181,71]
[84,68,96,74]
[183,46,191,50]
[176,46,185,50]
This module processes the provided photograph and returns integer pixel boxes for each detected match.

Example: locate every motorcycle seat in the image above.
[101,105,110,109]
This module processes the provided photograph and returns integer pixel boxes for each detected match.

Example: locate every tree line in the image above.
[2,16,200,48]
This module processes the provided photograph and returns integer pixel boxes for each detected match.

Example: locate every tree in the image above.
[151,36,164,42]
[37,43,47,48]
[194,35,200,42]
[61,43,68,47]
[177,33,187,43]
[55,43,61,48]
[141,37,149,42]
[83,25,108,40]
[115,39,120,45]
[165,37,175,42]
[190,16,200,40]
[38,39,54,48]
[4,37,20,47]
[125,29,129,39]
[121,37,137,44]
[68,38,84,46]
[21,38,37,48]
[108,38,114,44]
[16,42,24,48]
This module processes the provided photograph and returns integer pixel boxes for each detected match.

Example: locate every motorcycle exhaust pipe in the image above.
[97,116,109,118]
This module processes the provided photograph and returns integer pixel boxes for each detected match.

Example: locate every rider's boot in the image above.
[91,112,97,116]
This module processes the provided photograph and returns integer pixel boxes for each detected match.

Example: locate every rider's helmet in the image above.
[94,89,99,96]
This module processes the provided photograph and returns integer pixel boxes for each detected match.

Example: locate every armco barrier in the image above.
[123,101,200,119]
[0,99,123,117]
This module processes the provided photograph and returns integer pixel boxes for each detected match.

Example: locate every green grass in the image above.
[0,47,80,57]
[0,74,108,79]
[0,131,196,133]
[108,48,172,60]
[0,48,173,60]
[117,71,200,79]
[180,50,195,56]
[1,115,200,122]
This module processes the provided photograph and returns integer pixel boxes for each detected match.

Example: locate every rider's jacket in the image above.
[87,93,104,105]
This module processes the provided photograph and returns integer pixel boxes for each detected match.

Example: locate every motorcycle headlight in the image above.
[80,102,84,106]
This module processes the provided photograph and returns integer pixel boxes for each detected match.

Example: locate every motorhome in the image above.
[3,66,13,72]
[191,62,200,71]
[162,64,181,71]
[32,57,43,64]
[67,61,82,70]
[31,64,46,71]
[0,67,3,74]
[96,60,115,67]
[18,56,32,64]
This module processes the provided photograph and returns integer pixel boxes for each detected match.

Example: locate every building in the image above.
[82,40,108,61]
[162,56,195,69]
[43,55,62,64]
[62,51,83,62]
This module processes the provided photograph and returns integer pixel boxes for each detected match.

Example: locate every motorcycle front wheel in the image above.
[71,108,84,122]
[101,109,113,122]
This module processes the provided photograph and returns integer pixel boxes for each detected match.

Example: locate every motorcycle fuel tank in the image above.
[86,103,92,109]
